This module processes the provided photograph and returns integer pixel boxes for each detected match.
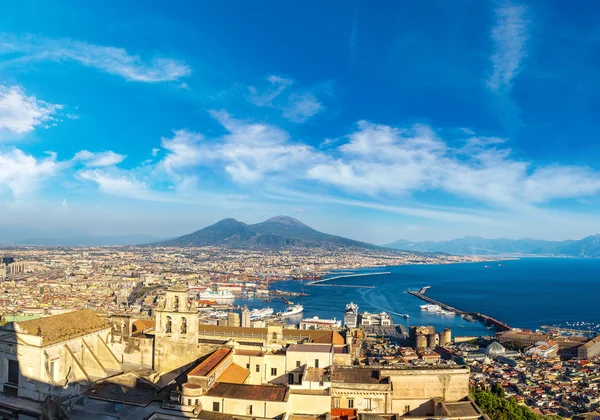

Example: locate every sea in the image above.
[234,257,600,337]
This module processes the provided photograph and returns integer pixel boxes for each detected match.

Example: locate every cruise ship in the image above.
[280,304,303,317]
[250,307,274,320]
[344,302,358,327]
[200,289,234,299]
[420,303,455,316]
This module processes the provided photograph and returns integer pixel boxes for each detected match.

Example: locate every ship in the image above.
[344,302,359,327]
[200,289,234,299]
[420,304,442,312]
[280,304,303,317]
[301,316,341,328]
[250,307,274,320]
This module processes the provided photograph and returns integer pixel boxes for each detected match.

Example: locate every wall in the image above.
[201,395,288,418]
[288,393,331,415]
[383,367,469,412]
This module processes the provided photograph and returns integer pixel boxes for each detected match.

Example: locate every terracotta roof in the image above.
[189,349,232,377]
[132,319,155,333]
[206,383,289,402]
[217,363,250,384]
[288,344,333,353]
[16,310,109,346]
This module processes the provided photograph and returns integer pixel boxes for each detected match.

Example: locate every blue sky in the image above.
[2,0,600,243]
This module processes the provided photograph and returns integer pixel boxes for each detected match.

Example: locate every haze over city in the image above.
[2,2,600,243]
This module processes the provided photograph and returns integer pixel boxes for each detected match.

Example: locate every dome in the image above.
[485,341,506,358]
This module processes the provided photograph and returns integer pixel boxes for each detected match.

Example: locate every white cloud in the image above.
[74,150,126,167]
[248,75,294,106]
[247,75,324,122]
[305,121,600,208]
[0,148,60,198]
[77,169,162,201]
[282,93,323,123]
[0,34,191,83]
[487,3,529,93]
[0,85,61,135]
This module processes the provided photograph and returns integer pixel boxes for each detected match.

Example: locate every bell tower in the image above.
[154,285,199,373]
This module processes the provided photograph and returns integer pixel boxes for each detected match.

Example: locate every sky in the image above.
[1,0,600,244]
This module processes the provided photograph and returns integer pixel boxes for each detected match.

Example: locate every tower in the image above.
[154,286,199,373]
[241,307,250,328]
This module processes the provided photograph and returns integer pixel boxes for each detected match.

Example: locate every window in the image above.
[188,399,192,406]
[348,399,354,408]
[195,399,199,406]
[247,405,253,415]
[288,373,294,384]
[271,368,277,376]
[49,360,56,381]
[333,398,340,408]
[272,332,278,339]
[366,399,372,411]
[246,363,250,370]
[180,317,187,334]
[8,360,19,385]
[315,359,319,368]
[404,405,410,414]
[256,364,260,372]
[165,316,172,334]
[213,402,220,412]
[174,296,180,311]
[296,360,301,368]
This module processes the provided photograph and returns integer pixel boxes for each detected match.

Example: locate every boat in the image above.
[439,309,456,316]
[280,304,303,317]
[301,316,341,328]
[200,289,234,299]
[403,314,410,319]
[344,302,359,327]
[420,304,442,312]
[250,307,274,320]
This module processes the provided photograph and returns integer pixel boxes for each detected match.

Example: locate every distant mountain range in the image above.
[385,235,600,257]
[0,227,162,247]
[156,216,377,249]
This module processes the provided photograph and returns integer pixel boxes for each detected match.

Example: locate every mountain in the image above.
[384,234,600,257]
[0,226,163,246]
[156,216,377,249]
[14,234,162,247]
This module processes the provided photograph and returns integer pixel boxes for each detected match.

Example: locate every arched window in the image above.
[272,332,278,340]
[166,316,172,334]
[180,317,187,334]
[174,296,180,312]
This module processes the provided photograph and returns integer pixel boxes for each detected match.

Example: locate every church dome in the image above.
[485,341,506,358]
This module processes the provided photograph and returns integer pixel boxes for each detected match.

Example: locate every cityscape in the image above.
[2,1,600,420]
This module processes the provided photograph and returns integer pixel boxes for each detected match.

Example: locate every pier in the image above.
[408,287,511,332]
[308,283,375,289]
[307,271,390,286]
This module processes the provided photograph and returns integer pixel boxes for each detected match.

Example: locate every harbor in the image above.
[408,287,512,332]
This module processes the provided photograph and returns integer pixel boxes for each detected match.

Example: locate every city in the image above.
[3,0,600,419]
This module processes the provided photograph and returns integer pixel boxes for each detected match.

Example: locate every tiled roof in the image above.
[217,363,250,384]
[206,383,288,402]
[189,349,231,377]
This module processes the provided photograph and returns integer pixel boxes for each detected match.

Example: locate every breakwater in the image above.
[307,271,390,285]
[408,287,511,332]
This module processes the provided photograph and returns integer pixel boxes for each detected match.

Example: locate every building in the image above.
[240,307,251,328]
[578,334,600,360]
[0,310,121,401]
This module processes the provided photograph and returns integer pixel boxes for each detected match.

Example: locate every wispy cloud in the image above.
[282,93,323,123]
[73,150,126,167]
[0,85,62,136]
[0,34,191,83]
[487,3,529,94]
[246,75,325,123]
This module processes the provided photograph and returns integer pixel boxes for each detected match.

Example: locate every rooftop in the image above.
[16,310,109,345]
[206,383,289,402]
[288,344,333,353]
[188,349,231,377]
[217,363,250,384]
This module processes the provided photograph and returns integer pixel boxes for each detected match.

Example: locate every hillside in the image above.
[156,216,377,249]
[385,234,600,257]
